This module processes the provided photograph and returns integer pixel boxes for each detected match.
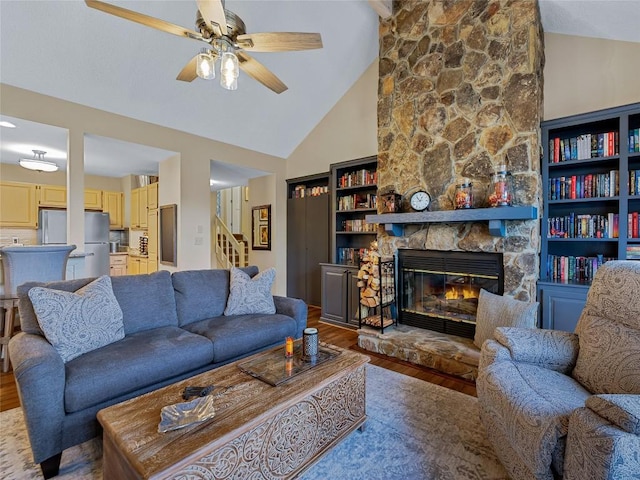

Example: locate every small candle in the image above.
[285,336,294,358]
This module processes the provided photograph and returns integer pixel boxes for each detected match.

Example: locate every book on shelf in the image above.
[549,131,619,163]
[630,170,640,196]
[291,184,329,199]
[627,245,640,260]
[547,254,613,283]
[629,128,640,153]
[338,168,377,188]
[628,212,640,238]
[548,171,618,200]
[337,193,377,211]
[337,247,370,265]
[548,213,618,239]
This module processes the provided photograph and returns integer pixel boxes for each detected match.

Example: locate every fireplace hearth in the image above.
[397,250,504,339]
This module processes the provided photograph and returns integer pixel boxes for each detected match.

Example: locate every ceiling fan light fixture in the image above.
[19,150,58,172]
[220,51,239,90]
[196,48,215,80]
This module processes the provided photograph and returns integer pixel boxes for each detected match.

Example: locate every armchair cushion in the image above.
[479,361,591,478]
[572,261,640,394]
[28,276,125,363]
[494,327,580,374]
[473,289,538,349]
[586,394,640,435]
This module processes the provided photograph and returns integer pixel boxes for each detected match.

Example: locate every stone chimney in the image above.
[376,0,544,300]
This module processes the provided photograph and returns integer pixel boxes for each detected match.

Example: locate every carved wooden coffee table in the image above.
[97,343,369,479]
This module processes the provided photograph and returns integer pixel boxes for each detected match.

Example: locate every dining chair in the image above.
[0,244,76,372]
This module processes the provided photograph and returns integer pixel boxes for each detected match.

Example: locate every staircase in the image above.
[214,216,248,268]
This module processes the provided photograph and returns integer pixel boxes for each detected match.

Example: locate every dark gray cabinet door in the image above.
[347,265,361,325]
[321,265,348,323]
[305,195,329,306]
[538,283,588,332]
[286,198,306,301]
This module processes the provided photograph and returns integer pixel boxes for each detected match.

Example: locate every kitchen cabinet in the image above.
[38,185,67,208]
[38,185,104,211]
[84,189,103,210]
[319,264,360,328]
[130,188,140,228]
[127,256,148,275]
[0,181,38,228]
[103,191,124,229]
[537,282,588,332]
[109,254,127,276]
[147,208,158,273]
[147,182,158,210]
[130,185,154,229]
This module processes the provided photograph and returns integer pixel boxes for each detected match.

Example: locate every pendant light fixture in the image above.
[19,150,58,172]
[196,48,215,80]
[220,50,239,90]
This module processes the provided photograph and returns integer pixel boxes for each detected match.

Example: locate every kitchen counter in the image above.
[128,251,148,258]
[109,252,129,256]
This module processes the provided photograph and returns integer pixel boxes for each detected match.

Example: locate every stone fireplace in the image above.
[376,0,544,301]
[357,1,544,380]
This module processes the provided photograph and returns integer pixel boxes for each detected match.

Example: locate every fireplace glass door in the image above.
[398,250,503,338]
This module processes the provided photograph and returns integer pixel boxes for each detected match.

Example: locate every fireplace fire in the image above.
[397,250,504,338]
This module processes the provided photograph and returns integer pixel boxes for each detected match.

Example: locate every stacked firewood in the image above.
[357,251,381,308]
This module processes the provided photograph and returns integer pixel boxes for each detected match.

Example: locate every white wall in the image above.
[544,33,640,120]
[158,155,181,273]
[286,59,379,178]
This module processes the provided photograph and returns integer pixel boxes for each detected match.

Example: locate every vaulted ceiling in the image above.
[1,1,638,181]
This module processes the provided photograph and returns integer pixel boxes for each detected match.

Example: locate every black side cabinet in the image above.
[286,174,330,307]
[319,263,360,328]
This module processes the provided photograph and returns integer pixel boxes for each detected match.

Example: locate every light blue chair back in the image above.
[0,245,77,295]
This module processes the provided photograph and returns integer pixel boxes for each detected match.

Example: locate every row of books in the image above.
[630,170,640,196]
[549,132,619,163]
[338,169,377,188]
[628,212,640,238]
[627,245,640,260]
[546,254,613,283]
[337,248,370,266]
[548,213,619,239]
[630,128,640,153]
[290,184,329,199]
[548,171,618,200]
[337,193,377,211]
[340,219,377,233]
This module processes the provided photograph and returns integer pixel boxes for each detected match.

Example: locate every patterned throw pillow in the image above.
[473,289,539,349]
[224,267,276,316]
[28,275,125,363]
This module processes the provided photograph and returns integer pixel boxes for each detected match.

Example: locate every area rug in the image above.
[0,365,507,479]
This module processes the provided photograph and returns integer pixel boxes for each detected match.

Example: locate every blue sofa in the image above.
[9,267,307,479]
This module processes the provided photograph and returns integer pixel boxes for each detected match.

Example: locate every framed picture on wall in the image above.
[252,204,271,250]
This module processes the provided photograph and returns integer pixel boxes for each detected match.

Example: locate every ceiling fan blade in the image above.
[196,0,227,36]
[236,32,323,52]
[85,0,203,41]
[176,56,199,82]
[236,52,287,94]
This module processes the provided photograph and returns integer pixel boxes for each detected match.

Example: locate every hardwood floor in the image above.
[0,306,475,413]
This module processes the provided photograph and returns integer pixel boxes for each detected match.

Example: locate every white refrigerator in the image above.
[38,209,110,277]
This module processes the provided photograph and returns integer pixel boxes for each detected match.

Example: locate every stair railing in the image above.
[213,216,247,268]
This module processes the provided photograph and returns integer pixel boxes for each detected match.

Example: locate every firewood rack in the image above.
[358,255,396,334]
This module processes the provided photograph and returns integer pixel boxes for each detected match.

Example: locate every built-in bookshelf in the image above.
[538,102,640,331]
[330,156,378,265]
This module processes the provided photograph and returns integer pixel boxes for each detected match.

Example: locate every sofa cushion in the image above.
[183,314,296,363]
[28,275,125,363]
[474,289,538,349]
[172,266,259,327]
[111,271,179,334]
[64,326,213,413]
[479,361,591,478]
[224,267,276,316]
[18,278,95,336]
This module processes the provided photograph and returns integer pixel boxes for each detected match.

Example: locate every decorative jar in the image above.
[489,167,514,207]
[454,180,473,209]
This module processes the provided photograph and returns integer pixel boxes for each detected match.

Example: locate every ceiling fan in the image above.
[85,0,323,94]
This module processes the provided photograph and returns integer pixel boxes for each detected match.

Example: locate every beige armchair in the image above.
[477,261,640,479]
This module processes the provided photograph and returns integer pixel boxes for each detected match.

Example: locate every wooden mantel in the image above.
[366,206,538,237]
